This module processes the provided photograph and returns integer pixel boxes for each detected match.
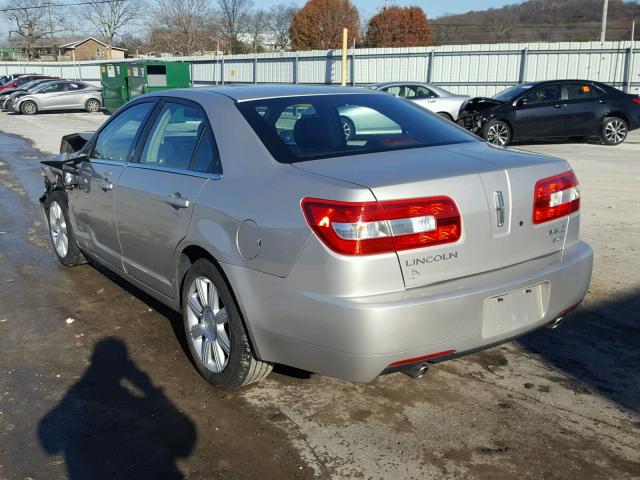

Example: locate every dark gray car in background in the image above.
[40,86,593,388]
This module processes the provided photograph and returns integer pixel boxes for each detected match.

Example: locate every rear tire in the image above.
[600,116,628,145]
[437,112,453,121]
[85,98,101,113]
[20,100,38,115]
[341,116,355,140]
[45,190,87,267]
[182,258,272,388]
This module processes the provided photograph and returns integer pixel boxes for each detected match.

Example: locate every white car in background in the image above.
[369,82,470,121]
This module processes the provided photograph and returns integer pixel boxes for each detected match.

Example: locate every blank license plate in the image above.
[482,282,550,338]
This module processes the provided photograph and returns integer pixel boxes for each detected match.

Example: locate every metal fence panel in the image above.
[0,41,637,96]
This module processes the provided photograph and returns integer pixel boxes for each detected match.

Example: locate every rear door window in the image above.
[139,102,204,170]
[566,83,603,100]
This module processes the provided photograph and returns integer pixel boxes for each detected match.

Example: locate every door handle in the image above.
[554,103,568,108]
[99,180,114,191]
[166,193,190,209]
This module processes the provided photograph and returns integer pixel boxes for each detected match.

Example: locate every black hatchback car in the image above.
[458,80,640,146]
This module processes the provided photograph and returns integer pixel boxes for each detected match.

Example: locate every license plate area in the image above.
[482,282,550,338]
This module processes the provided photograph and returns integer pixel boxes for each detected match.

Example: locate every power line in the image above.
[0,0,127,13]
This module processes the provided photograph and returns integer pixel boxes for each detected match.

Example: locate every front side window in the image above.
[140,102,204,170]
[92,102,154,162]
[237,93,476,163]
[41,83,65,94]
[522,84,561,104]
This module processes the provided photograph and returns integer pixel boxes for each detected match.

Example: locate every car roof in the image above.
[157,85,378,103]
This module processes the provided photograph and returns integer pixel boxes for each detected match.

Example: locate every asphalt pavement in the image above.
[0,111,638,480]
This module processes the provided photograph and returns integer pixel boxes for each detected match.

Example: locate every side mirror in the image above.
[515,98,528,107]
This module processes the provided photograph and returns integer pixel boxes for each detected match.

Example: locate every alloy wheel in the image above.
[487,123,509,146]
[49,201,69,258]
[341,119,353,140]
[22,102,36,115]
[605,120,627,144]
[87,99,100,112]
[186,276,231,373]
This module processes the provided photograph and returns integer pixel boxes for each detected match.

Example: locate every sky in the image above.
[0,0,527,40]
[258,0,526,20]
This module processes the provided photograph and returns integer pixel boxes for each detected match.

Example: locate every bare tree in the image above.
[3,0,64,59]
[216,0,253,53]
[150,0,216,55]
[247,8,268,52]
[83,0,146,59]
[269,3,297,50]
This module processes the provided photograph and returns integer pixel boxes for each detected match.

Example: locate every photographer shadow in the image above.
[38,337,196,480]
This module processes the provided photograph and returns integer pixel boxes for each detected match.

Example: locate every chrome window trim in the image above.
[125,162,222,180]
[88,159,126,167]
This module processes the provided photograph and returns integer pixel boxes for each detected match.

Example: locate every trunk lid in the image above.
[294,142,573,288]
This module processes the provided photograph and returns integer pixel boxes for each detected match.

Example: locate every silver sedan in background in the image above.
[40,86,592,388]
[369,82,470,120]
[11,80,102,115]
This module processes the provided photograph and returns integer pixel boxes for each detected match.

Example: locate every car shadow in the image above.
[518,290,640,414]
[38,337,197,479]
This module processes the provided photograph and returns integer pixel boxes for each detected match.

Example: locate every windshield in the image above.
[236,93,477,163]
[17,80,40,90]
[492,84,534,102]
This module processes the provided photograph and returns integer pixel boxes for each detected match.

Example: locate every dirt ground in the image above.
[0,110,638,480]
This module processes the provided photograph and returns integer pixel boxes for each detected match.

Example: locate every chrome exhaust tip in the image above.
[402,363,429,379]
[546,316,564,329]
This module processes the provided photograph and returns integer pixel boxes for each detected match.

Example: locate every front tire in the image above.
[45,190,87,267]
[85,98,101,113]
[483,119,512,147]
[182,259,272,388]
[601,117,628,145]
[437,112,453,121]
[20,100,38,115]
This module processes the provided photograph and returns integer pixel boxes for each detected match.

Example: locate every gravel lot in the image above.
[0,109,638,480]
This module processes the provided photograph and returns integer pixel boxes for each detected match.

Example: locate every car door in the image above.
[513,83,564,138]
[69,101,156,270]
[36,82,67,110]
[115,99,216,298]
[60,82,87,108]
[561,82,606,135]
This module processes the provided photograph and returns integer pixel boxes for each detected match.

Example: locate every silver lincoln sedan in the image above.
[40,86,593,388]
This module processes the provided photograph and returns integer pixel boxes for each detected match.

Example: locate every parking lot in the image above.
[0,110,638,479]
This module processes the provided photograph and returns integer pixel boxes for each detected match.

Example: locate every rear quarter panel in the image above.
[178,91,376,279]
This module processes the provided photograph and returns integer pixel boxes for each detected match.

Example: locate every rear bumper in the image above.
[225,241,593,382]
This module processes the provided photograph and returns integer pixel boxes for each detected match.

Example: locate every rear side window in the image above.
[237,93,476,163]
[566,83,603,100]
[66,83,87,91]
[92,102,154,162]
[191,128,221,174]
[140,102,204,170]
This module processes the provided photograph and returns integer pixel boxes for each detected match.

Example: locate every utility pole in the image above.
[600,0,609,42]
[47,1,57,61]
[341,28,348,87]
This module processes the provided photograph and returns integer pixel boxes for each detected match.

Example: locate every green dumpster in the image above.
[100,62,130,113]
[126,61,191,100]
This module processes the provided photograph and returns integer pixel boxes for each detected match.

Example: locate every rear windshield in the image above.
[236,93,476,163]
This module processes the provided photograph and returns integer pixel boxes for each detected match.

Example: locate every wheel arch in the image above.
[174,244,264,358]
[603,111,629,125]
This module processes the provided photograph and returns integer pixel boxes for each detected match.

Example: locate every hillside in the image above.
[433,0,640,44]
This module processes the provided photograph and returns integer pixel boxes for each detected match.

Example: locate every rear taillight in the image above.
[301,196,461,256]
[533,170,580,224]
[632,97,640,105]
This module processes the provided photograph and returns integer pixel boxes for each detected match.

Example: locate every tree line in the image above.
[1,0,434,59]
